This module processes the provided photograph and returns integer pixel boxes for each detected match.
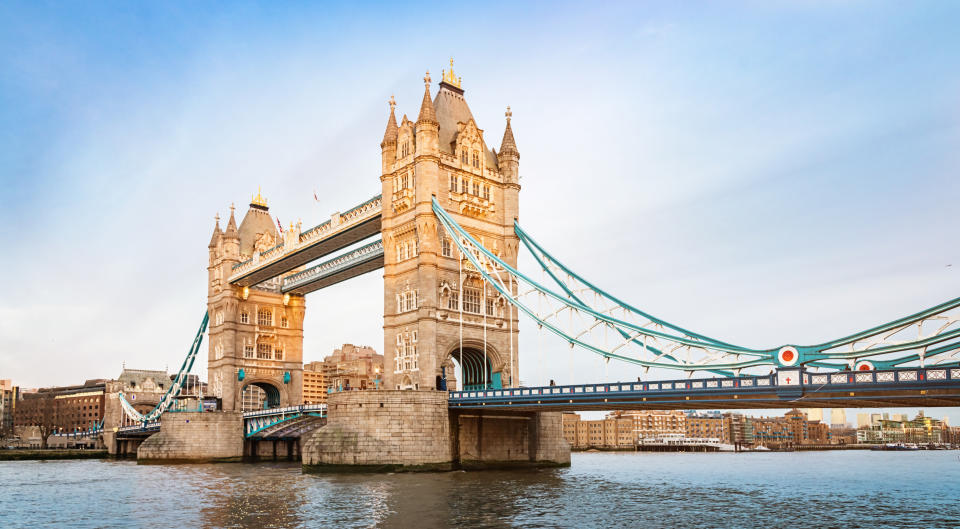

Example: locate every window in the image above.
[240,311,249,324]
[257,309,272,327]
[449,174,457,192]
[472,151,479,168]
[463,287,481,314]
[244,345,254,358]
[472,181,479,196]
[397,290,418,312]
[448,291,459,310]
[460,178,466,193]
[281,316,288,328]
[483,185,490,201]
[461,148,468,164]
[486,297,495,316]
[257,343,272,359]
[274,344,284,360]
[441,237,452,257]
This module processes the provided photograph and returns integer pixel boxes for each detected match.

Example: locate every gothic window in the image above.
[441,237,452,257]
[448,291,459,310]
[463,287,481,314]
[240,311,249,324]
[483,185,490,201]
[461,148,468,164]
[244,344,254,358]
[486,297,495,316]
[460,178,466,193]
[257,343,272,359]
[257,309,272,327]
[449,174,457,192]
[472,181,479,196]
[281,316,288,328]
[274,344,284,360]
[472,151,479,168]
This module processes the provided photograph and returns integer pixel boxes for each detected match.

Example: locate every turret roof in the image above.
[381,95,398,146]
[416,72,438,125]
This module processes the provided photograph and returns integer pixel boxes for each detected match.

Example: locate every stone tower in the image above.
[206,191,306,411]
[380,63,521,391]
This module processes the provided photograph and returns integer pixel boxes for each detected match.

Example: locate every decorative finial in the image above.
[505,106,512,121]
[442,58,462,88]
[251,186,268,208]
[215,213,220,224]
[389,95,396,111]
[230,203,235,213]
[424,70,431,86]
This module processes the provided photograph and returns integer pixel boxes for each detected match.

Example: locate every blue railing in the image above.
[448,366,960,404]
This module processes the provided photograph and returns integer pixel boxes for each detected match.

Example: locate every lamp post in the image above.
[374,367,381,390]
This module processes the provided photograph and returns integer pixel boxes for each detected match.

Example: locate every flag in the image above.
[276,217,283,233]
[313,190,319,202]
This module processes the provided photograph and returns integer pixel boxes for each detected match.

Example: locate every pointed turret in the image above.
[498,106,520,185]
[224,204,239,239]
[381,95,399,147]
[208,214,222,248]
[416,71,438,126]
[499,106,519,157]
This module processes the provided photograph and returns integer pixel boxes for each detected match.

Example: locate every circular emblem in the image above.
[778,346,799,366]
[855,361,874,371]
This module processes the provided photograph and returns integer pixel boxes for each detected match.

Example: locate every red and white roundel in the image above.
[778,346,799,366]
[855,361,874,371]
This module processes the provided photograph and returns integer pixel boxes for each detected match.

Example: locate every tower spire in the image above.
[224,203,238,239]
[499,106,518,156]
[381,95,398,147]
[416,71,437,125]
[208,213,222,248]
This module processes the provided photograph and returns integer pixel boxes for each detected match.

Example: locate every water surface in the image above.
[2,451,959,528]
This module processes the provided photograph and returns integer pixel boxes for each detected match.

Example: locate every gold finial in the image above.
[442,58,461,88]
[505,106,512,121]
[251,186,268,208]
[389,95,396,111]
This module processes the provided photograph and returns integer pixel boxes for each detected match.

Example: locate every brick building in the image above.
[14,379,107,437]
[561,413,633,449]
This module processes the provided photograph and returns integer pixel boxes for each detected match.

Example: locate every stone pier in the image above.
[137,412,243,463]
[302,390,569,472]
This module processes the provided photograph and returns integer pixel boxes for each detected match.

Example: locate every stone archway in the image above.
[238,380,285,411]
[447,341,505,391]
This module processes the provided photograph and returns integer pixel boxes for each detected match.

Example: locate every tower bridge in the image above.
[106,62,960,469]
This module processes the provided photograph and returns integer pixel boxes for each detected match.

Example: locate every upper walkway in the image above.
[448,366,960,411]
[229,195,382,287]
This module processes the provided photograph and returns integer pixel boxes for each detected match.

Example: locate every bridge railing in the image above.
[448,367,960,401]
[281,240,383,291]
[242,403,327,419]
[117,421,161,434]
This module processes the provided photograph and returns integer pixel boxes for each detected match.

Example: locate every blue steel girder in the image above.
[448,367,960,411]
[431,197,960,376]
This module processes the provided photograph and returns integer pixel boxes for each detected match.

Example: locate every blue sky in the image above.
[1,2,958,423]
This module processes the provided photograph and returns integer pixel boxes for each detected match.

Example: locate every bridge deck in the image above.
[229,196,381,287]
[281,239,384,295]
[449,367,960,411]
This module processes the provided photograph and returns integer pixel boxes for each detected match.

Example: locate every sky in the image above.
[1,1,958,423]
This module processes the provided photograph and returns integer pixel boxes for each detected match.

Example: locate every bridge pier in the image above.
[137,412,243,463]
[301,390,569,473]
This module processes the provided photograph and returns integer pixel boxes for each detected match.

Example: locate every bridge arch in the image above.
[238,379,286,411]
[446,340,505,391]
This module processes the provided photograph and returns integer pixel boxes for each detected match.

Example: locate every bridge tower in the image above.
[380,63,521,391]
[206,192,306,411]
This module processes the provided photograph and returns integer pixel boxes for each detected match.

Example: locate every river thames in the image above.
[2,451,959,528]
